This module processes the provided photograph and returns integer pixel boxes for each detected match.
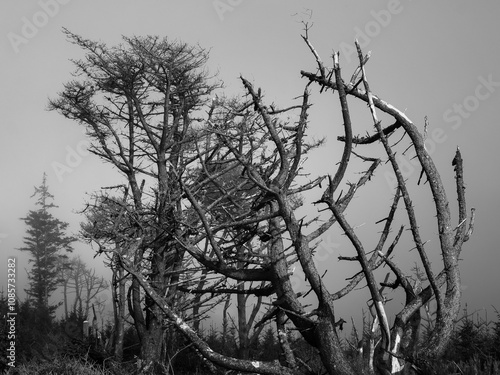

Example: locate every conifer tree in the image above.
[19,173,75,323]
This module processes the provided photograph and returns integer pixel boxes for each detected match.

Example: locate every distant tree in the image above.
[19,173,75,322]
[59,256,109,321]
[444,307,497,370]
[493,309,500,360]
[15,298,47,362]
[259,326,281,361]
[456,315,480,362]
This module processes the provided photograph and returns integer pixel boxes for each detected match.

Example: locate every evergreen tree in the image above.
[493,310,500,360]
[19,173,75,322]
[259,326,280,361]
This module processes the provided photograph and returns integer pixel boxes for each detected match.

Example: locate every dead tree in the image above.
[297,29,475,373]
[166,34,473,374]
[51,28,474,375]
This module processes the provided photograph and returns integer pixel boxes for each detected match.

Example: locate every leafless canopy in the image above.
[50,28,474,375]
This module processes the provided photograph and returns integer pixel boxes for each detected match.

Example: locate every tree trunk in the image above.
[236,246,252,360]
[62,279,69,320]
[237,287,250,359]
[315,303,357,375]
[276,310,297,370]
[222,295,231,355]
[112,252,126,362]
[139,303,165,374]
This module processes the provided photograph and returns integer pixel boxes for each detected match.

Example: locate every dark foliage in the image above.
[2,299,500,374]
[438,308,500,374]
[18,174,75,319]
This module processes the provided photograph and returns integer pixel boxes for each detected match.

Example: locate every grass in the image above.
[6,357,113,375]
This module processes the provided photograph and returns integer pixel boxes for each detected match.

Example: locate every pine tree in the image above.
[19,173,75,323]
[259,326,280,361]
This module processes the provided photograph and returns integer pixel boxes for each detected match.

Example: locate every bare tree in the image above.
[49,29,222,372]
[60,256,108,320]
[132,37,472,374]
[298,31,475,373]
[79,192,131,361]
[50,28,474,375]
[108,251,127,361]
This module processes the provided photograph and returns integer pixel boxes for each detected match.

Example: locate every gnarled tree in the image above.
[49,29,221,372]
[50,27,474,375]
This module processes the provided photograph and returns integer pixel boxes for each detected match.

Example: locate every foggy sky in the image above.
[1,0,499,328]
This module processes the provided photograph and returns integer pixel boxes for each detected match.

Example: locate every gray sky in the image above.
[1,1,499,326]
